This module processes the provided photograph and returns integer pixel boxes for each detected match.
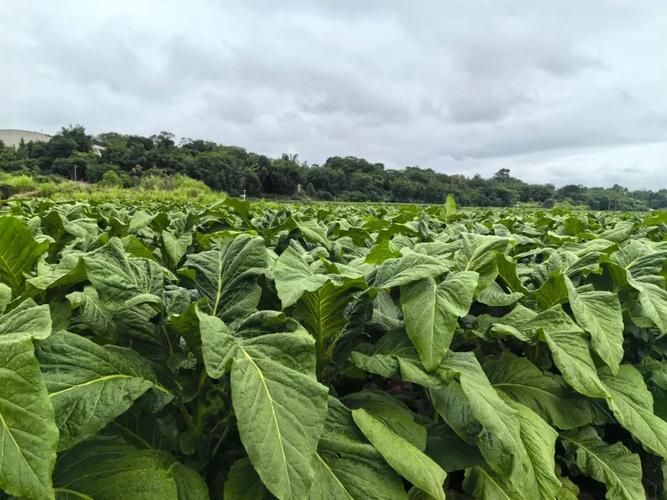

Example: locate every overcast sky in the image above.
[2,1,666,189]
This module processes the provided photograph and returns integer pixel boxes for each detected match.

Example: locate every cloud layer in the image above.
[2,0,666,189]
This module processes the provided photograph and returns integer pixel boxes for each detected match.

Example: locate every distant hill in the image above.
[0,129,52,148]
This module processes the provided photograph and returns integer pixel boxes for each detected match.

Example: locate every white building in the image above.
[0,129,52,148]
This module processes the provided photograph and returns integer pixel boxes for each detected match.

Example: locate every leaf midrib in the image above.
[561,435,634,499]
[314,452,354,499]
[474,467,513,500]
[0,409,43,488]
[240,347,292,496]
[493,382,559,400]
[49,374,138,397]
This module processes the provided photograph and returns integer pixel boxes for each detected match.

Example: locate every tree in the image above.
[493,168,512,181]
[51,153,96,180]
[59,125,92,153]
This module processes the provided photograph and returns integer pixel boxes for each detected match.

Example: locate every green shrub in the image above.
[100,170,123,187]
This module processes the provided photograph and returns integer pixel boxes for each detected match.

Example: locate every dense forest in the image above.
[1,125,666,209]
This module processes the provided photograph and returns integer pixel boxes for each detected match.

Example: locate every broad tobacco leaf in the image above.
[600,364,667,458]
[83,237,166,302]
[53,437,209,500]
[425,422,484,472]
[0,282,10,312]
[197,309,328,499]
[367,249,449,289]
[0,215,50,290]
[308,398,407,500]
[352,408,446,500]
[36,331,168,450]
[0,299,52,343]
[561,427,645,500]
[67,287,163,345]
[611,240,667,333]
[453,233,509,290]
[342,390,427,450]
[430,352,530,488]
[25,253,87,293]
[499,305,610,399]
[162,229,193,268]
[401,271,478,371]
[182,234,268,321]
[273,243,330,308]
[503,399,561,499]
[224,458,267,500]
[463,466,518,500]
[484,352,596,429]
[567,279,624,374]
[0,338,58,500]
[295,278,364,363]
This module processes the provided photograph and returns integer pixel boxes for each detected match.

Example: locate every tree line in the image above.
[1,125,666,210]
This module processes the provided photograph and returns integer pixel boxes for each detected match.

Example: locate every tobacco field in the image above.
[0,197,667,500]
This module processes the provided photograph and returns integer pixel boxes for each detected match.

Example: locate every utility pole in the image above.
[73,164,78,181]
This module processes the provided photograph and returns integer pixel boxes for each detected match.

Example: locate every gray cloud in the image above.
[1,0,666,188]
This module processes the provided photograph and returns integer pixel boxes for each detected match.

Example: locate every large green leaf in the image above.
[533,272,569,309]
[342,390,427,450]
[442,194,457,220]
[477,280,523,306]
[600,364,667,458]
[0,216,49,289]
[352,408,446,500]
[223,458,267,500]
[198,310,328,499]
[630,277,667,334]
[611,241,667,333]
[0,282,10,313]
[431,352,528,483]
[484,352,596,429]
[568,283,624,374]
[504,399,561,499]
[453,233,509,289]
[0,338,58,500]
[162,229,192,268]
[295,278,362,359]
[463,466,517,500]
[612,240,666,282]
[53,438,208,500]
[66,287,116,337]
[555,475,580,500]
[350,329,420,380]
[492,305,608,400]
[36,331,165,450]
[182,234,267,321]
[67,286,164,345]
[274,243,330,308]
[367,249,449,289]
[425,422,484,472]
[401,271,478,371]
[26,254,87,293]
[365,237,401,264]
[0,299,52,343]
[532,307,609,399]
[561,427,645,500]
[308,398,407,500]
[497,253,529,294]
[83,237,166,302]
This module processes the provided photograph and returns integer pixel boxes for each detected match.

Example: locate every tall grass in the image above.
[0,173,226,203]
